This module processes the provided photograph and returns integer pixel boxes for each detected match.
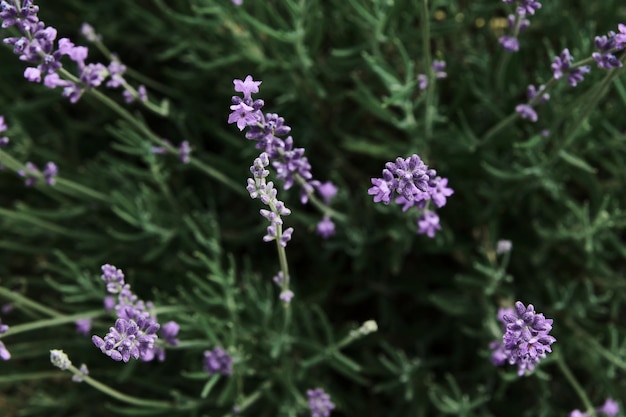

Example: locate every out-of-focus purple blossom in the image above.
[178,140,191,164]
[279,289,294,303]
[316,216,335,239]
[499,36,519,52]
[499,301,556,376]
[429,177,454,208]
[104,295,116,312]
[527,84,550,103]
[1,304,12,314]
[72,363,89,383]
[598,399,619,417]
[106,57,126,88]
[432,60,447,79]
[138,85,147,102]
[0,115,8,147]
[417,211,441,238]
[569,410,588,417]
[203,347,233,376]
[273,271,284,286]
[616,24,626,48]
[18,161,57,186]
[75,318,92,336]
[551,49,590,86]
[496,239,513,254]
[43,161,57,185]
[307,388,335,417]
[232,0,243,5]
[160,321,180,346]
[316,181,338,204]
[0,341,10,361]
[418,74,428,90]
[515,104,538,122]
[81,23,101,43]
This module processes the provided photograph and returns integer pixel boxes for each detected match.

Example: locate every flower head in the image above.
[50,349,71,370]
[203,347,233,376]
[307,388,335,417]
[499,301,556,375]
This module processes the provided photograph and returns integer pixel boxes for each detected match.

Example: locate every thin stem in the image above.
[1,309,104,338]
[64,364,174,409]
[57,68,244,196]
[554,349,596,417]
[0,286,63,318]
[421,0,434,140]
[220,381,272,417]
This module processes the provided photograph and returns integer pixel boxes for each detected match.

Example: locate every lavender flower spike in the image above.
[500,301,556,375]
[551,48,590,87]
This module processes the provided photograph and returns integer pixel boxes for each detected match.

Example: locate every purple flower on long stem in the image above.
[491,301,556,376]
[17,161,58,186]
[0,115,9,147]
[593,28,625,70]
[498,3,535,52]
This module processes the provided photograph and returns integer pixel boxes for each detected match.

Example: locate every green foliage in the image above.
[1,0,626,416]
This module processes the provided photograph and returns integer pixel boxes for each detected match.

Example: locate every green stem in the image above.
[554,349,596,416]
[551,66,625,157]
[220,381,272,417]
[0,286,63,318]
[421,0,434,140]
[65,364,174,409]
[56,68,243,196]
[1,309,105,338]
[293,174,347,222]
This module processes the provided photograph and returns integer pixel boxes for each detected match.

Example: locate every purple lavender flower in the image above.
[616,24,626,48]
[92,316,160,362]
[498,6,534,52]
[432,60,447,79]
[551,49,590,87]
[515,104,538,122]
[307,388,335,417]
[81,23,101,43]
[232,0,243,5]
[279,289,294,303]
[499,36,519,52]
[0,341,10,360]
[203,347,233,375]
[248,153,294,247]
[417,211,441,238]
[160,321,180,346]
[75,318,92,336]
[316,181,338,204]
[0,115,9,147]
[569,410,587,417]
[499,301,556,375]
[17,161,57,186]
[101,263,126,293]
[316,216,335,239]
[598,399,619,417]
[233,75,261,100]
[527,84,550,103]
[104,295,115,312]
[178,140,191,164]
[72,363,89,383]
[593,32,624,70]
[418,74,428,90]
[50,349,71,370]
[370,155,452,236]
[496,239,512,254]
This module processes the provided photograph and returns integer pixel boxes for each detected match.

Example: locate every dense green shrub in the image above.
[0,0,625,416]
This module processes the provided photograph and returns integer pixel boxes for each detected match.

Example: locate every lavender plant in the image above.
[0,0,625,416]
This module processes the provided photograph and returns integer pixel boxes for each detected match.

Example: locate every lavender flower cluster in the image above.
[490,301,556,376]
[0,115,8,147]
[0,1,146,104]
[203,347,233,376]
[499,0,541,52]
[91,264,179,362]
[228,75,339,239]
[418,60,447,90]
[368,154,454,237]
[514,24,626,123]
